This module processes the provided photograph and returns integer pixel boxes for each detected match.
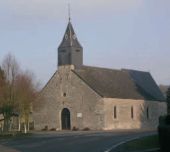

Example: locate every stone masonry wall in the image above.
[103,98,167,130]
[33,65,167,131]
[33,65,104,130]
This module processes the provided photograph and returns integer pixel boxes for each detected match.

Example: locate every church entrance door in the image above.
[61,108,71,130]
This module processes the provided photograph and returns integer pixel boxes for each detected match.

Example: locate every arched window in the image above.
[113,106,117,119]
[147,107,149,119]
[131,106,134,119]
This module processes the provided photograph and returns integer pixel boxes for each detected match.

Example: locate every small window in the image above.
[131,106,134,119]
[65,34,68,40]
[147,107,149,119]
[76,50,80,52]
[61,50,66,53]
[63,93,66,97]
[113,106,117,119]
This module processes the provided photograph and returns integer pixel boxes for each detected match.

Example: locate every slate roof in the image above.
[72,66,165,101]
[58,21,82,49]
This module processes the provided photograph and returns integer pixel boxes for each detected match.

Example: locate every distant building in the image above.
[159,85,169,97]
[33,20,167,130]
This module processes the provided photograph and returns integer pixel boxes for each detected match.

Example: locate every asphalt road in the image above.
[0,130,156,152]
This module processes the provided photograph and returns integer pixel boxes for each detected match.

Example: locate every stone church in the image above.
[33,20,167,130]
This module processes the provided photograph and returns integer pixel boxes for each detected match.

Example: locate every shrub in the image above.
[41,125,48,131]
[158,115,170,152]
[165,115,170,125]
[82,127,90,131]
[50,128,56,131]
[72,126,79,131]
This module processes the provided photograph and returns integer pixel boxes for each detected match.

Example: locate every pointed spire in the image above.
[58,21,82,49]
[58,8,83,68]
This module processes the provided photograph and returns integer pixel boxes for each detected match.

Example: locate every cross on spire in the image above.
[68,3,71,22]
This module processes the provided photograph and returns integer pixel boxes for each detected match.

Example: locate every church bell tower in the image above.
[58,19,83,68]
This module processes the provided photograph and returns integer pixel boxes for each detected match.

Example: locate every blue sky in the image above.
[0,0,170,87]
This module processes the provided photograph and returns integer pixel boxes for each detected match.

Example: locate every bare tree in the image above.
[167,87,170,115]
[0,54,19,132]
[15,71,36,133]
[3,53,19,77]
[0,53,38,133]
[0,66,6,113]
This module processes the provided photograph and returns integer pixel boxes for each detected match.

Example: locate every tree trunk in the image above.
[24,123,27,134]
[2,125,3,132]
[18,117,21,132]
[9,118,12,132]
[28,121,30,132]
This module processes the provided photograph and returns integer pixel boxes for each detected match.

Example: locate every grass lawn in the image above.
[114,134,160,152]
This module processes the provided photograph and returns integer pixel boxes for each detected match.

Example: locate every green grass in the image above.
[115,134,159,152]
[0,132,32,139]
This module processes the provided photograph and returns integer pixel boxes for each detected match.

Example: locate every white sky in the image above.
[0,0,170,87]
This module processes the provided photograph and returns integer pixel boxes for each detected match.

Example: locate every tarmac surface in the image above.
[0,130,156,152]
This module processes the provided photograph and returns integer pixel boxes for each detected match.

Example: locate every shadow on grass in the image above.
[113,135,159,152]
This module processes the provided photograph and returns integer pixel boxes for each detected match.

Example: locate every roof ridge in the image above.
[122,69,150,73]
[82,65,121,72]
[73,66,165,101]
